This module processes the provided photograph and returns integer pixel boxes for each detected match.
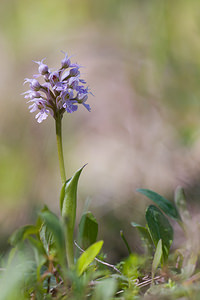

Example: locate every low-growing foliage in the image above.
[3,166,200,300]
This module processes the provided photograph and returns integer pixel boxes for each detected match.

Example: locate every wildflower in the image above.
[61,52,71,69]
[33,58,49,75]
[23,52,91,122]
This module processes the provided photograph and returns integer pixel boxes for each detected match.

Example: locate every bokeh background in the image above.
[1,0,200,262]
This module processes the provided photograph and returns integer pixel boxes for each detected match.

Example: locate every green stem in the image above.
[55,115,74,267]
[55,115,66,185]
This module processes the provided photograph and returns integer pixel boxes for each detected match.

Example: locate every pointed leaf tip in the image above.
[137,188,181,221]
[76,240,103,276]
[146,205,173,262]
[78,211,98,250]
[152,239,163,279]
[60,164,87,219]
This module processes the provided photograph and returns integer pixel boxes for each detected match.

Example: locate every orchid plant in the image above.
[23,52,92,267]
[1,52,199,299]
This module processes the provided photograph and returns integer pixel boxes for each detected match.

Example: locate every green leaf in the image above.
[39,224,55,256]
[60,165,86,224]
[137,188,181,221]
[122,254,145,279]
[60,165,86,267]
[9,225,38,246]
[39,211,66,267]
[36,205,51,228]
[120,230,131,255]
[78,211,98,250]
[0,253,35,300]
[36,205,57,256]
[92,278,117,300]
[60,178,71,213]
[7,247,17,266]
[28,236,47,280]
[28,236,46,255]
[152,239,162,280]
[131,222,154,253]
[76,240,103,276]
[146,205,173,262]
[181,252,198,278]
[61,165,86,235]
[174,186,190,223]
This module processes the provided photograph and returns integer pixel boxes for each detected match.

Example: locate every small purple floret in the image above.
[23,52,92,123]
[34,59,49,75]
[61,52,71,69]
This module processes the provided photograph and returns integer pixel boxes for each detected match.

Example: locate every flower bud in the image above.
[39,63,49,75]
[61,58,71,68]
[77,93,88,103]
[61,52,71,69]
[68,77,79,89]
[43,73,50,81]
[69,68,80,77]
[30,91,41,99]
[31,79,41,91]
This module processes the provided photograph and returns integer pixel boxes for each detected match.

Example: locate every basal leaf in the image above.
[92,278,117,300]
[146,205,173,262]
[181,251,198,278]
[78,211,98,250]
[28,236,46,257]
[36,206,57,256]
[60,165,86,267]
[36,205,52,228]
[39,224,55,256]
[28,236,47,280]
[39,211,66,266]
[137,188,181,221]
[152,239,162,280]
[9,225,38,247]
[131,222,154,253]
[174,186,190,223]
[76,240,103,276]
[60,165,86,226]
[60,178,71,213]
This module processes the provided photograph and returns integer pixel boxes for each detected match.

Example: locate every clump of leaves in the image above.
[1,186,200,299]
[129,186,200,299]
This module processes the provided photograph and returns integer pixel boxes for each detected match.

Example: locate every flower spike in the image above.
[23,52,92,122]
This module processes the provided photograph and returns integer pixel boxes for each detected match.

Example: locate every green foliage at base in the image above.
[1,185,200,299]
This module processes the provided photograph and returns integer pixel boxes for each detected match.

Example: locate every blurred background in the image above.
[1,0,200,262]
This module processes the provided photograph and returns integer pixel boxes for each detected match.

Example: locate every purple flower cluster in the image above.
[23,53,91,123]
